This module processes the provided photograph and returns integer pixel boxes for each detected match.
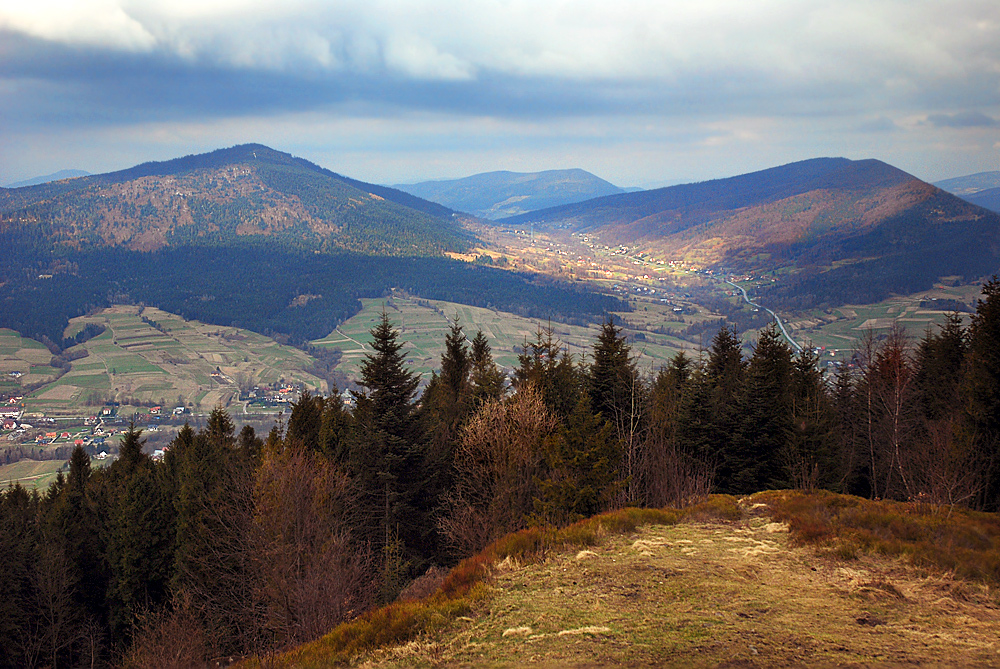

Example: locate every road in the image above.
[725,280,802,352]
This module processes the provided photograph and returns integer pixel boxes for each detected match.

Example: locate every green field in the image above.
[0,328,56,389]
[15,305,328,416]
[783,282,981,360]
[0,459,67,491]
[311,293,700,383]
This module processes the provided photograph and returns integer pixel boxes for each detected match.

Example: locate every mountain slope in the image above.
[395,168,628,219]
[264,493,1000,668]
[504,158,1000,305]
[0,144,468,256]
[959,187,1000,213]
[934,170,1000,196]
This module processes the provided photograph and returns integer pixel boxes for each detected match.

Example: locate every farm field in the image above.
[20,306,328,417]
[0,328,58,392]
[311,293,699,383]
[0,459,67,490]
[781,282,981,360]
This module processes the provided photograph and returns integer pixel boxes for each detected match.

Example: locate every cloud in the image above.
[0,0,156,51]
[855,117,898,133]
[2,1,1000,185]
[928,111,999,128]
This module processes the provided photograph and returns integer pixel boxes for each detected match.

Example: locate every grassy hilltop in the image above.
[253,492,1000,668]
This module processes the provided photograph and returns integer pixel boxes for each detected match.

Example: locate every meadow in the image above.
[311,293,699,383]
[19,306,328,417]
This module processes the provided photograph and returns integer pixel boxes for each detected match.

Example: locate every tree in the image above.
[735,323,793,493]
[349,311,424,575]
[533,396,620,525]
[251,444,375,647]
[783,347,836,490]
[642,352,713,507]
[438,385,556,556]
[286,390,324,453]
[103,423,173,639]
[469,330,505,405]
[588,318,643,504]
[514,326,582,418]
[961,278,1000,510]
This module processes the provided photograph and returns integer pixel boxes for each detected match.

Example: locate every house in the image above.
[150,406,161,415]
[0,406,21,419]
[2,418,15,430]
[61,432,70,439]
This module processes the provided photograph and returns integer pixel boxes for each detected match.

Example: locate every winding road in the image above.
[725,280,802,352]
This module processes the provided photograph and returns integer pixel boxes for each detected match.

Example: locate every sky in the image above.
[1,0,999,188]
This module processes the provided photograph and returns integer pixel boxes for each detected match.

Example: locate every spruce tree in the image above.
[350,311,424,569]
[515,326,582,418]
[588,318,642,502]
[103,423,173,638]
[961,278,1000,510]
[736,323,793,492]
[287,389,324,452]
[534,397,620,525]
[703,325,747,492]
[470,330,505,405]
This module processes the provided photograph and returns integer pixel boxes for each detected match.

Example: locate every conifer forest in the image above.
[3,279,1000,667]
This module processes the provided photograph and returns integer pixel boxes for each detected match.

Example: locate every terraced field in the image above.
[21,306,328,416]
[781,282,980,360]
[311,293,697,382]
[0,329,57,392]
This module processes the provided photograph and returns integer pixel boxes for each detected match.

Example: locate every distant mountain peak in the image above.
[5,169,90,188]
[394,168,629,219]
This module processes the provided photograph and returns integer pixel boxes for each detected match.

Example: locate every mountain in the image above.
[503,157,1000,306]
[962,187,1000,213]
[0,144,467,256]
[934,172,1000,213]
[0,145,625,348]
[934,171,1000,196]
[394,168,629,219]
[5,169,90,188]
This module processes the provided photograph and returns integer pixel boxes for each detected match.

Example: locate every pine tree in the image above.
[961,278,1000,510]
[349,311,424,569]
[588,318,642,503]
[470,330,505,405]
[736,323,793,492]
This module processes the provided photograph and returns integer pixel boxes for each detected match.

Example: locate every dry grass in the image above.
[759,489,1000,584]
[244,493,1000,667]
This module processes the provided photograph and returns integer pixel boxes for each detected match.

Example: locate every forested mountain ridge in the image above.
[0,145,630,348]
[394,168,629,219]
[0,144,468,256]
[503,157,1000,305]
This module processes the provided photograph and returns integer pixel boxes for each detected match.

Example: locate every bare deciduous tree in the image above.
[439,384,556,556]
